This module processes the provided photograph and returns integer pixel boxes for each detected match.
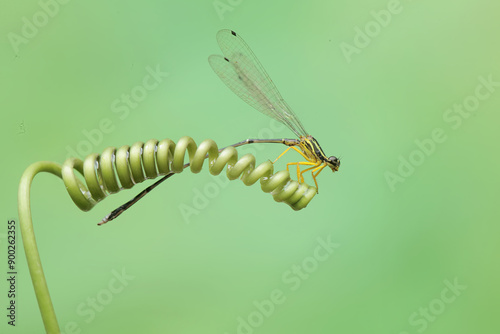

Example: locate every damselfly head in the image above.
[327,156,340,172]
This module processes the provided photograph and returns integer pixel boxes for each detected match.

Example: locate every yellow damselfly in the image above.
[208,30,340,190]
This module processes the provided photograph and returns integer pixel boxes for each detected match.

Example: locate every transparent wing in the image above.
[208,29,308,138]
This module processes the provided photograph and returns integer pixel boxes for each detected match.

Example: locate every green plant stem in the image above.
[17,138,317,334]
[18,161,63,334]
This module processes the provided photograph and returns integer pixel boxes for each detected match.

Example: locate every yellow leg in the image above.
[312,164,327,179]
[273,147,292,163]
[273,146,309,164]
[286,162,300,181]
[287,161,317,183]
[310,164,327,192]
[299,163,322,188]
[291,146,309,160]
[297,163,327,192]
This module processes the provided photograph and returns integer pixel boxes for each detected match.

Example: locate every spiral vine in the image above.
[61,136,317,213]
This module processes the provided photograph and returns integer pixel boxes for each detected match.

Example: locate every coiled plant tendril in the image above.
[18,136,317,334]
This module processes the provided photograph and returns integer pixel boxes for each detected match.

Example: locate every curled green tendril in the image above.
[18,136,317,333]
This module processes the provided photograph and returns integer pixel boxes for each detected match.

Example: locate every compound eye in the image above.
[328,156,340,167]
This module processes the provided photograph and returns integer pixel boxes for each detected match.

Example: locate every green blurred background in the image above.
[1,0,499,333]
